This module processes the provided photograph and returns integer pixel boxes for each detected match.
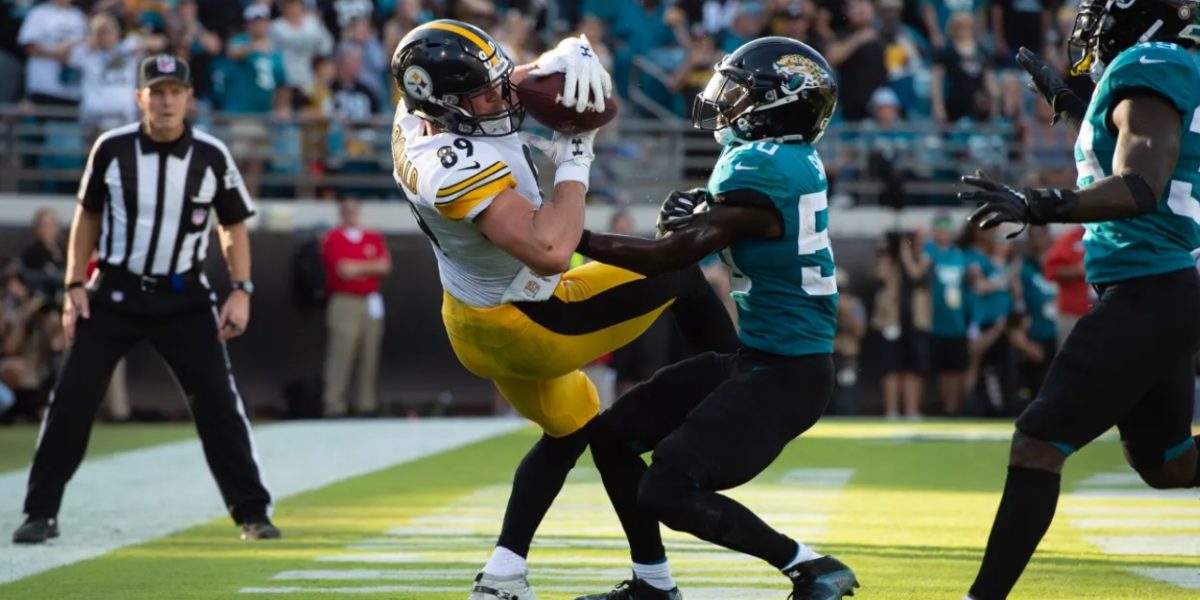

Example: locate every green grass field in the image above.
[1,420,1196,599]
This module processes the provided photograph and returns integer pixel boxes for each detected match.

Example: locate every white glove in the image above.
[522,129,597,189]
[530,34,612,113]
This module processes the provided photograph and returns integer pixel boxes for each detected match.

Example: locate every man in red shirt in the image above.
[1043,226,1090,343]
[321,199,391,417]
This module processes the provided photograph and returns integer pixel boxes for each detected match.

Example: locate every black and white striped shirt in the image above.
[78,122,255,276]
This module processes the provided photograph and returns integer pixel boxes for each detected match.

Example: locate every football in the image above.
[516,72,618,135]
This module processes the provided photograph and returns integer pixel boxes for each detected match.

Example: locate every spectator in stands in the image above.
[331,47,377,121]
[769,1,814,46]
[321,198,391,417]
[493,10,539,65]
[592,0,684,105]
[720,0,766,53]
[18,0,87,107]
[965,228,1021,416]
[856,87,919,207]
[877,0,932,118]
[336,15,388,111]
[1024,97,1076,185]
[383,0,433,55]
[921,0,988,50]
[19,208,64,303]
[271,0,334,100]
[220,3,291,196]
[825,0,887,122]
[1016,225,1057,406]
[991,0,1053,67]
[68,13,143,131]
[831,268,866,415]
[1044,225,1089,342]
[166,0,222,107]
[925,213,969,416]
[931,11,997,124]
[0,264,64,423]
[669,29,718,103]
[873,231,932,420]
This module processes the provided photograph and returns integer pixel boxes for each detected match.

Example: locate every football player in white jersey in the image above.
[391,20,738,600]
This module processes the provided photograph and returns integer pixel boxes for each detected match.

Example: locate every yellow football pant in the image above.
[442,262,677,437]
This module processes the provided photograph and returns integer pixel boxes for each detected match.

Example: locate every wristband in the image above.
[554,163,590,190]
[66,281,84,291]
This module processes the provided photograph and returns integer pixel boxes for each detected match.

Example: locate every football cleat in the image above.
[467,571,539,600]
[241,519,282,540]
[786,555,859,599]
[574,577,682,600]
[12,517,59,544]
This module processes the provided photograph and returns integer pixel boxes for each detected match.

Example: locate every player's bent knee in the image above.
[1127,440,1197,489]
[636,465,692,526]
[1009,430,1069,473]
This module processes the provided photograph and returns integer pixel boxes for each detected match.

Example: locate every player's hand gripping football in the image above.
[1016,47,1085,127]
[959,170,1036,237]
[656,188,711,235]
[531,34,612,113]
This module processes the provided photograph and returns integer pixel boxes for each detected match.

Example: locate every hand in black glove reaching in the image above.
[959,170,1078,237]
[1016,47,1086,128]
[656,187,711,235]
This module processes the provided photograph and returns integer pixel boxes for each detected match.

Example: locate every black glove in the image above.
[1016,47,1086,127]
[656,187,710,234]
[959,171,1078,236]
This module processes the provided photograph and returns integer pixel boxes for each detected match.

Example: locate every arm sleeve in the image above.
[77,137,110,213]
[211,142,257,225]
[17,10,43,47]
[423,142,517,222]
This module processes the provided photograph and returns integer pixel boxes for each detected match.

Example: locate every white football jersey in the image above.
[392,105,559,307]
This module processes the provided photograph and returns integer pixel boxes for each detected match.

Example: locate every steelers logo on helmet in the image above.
[404,66,433,101]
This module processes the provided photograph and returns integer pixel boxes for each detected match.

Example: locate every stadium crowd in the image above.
[0,0,1079,200]
[0,0,1195,423]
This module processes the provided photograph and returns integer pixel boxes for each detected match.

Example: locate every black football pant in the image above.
[23,282,271,524]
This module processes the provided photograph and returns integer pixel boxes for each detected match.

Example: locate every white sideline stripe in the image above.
[778,468,855,487]
[275,566,782,580]
[1069,518,1200,530]
[240,585,782,598]
[315,552,764,566]
[1068,489,1200,500]
[0,419,522,584]
[1130,568,1200,589]
[1062,506,1199,516]
[1082,535,1200,557]
[1076,472,1147,487]
[346,529,835,550]
[271,569,789,585]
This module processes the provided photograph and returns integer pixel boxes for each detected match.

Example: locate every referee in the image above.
[11,55,280,544]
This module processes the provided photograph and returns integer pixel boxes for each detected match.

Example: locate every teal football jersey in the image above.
[1074,41,1200,284]
[708,141,838,356]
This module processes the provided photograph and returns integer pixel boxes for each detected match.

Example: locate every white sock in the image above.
[483,546,527,577]
[632,559,676,591]
[781,541,824,572]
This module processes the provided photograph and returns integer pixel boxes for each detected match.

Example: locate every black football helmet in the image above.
[692,37,837,145]
[1069,0,1200,80]
[391,20,524,136]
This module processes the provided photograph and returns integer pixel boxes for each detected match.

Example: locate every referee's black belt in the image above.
[96,265,203,294]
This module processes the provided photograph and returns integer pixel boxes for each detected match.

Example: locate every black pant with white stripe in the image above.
[23,271,271,524]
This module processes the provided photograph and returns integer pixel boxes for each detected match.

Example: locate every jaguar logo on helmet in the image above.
[404,66,433,101]
[1114,0,1137,8]
[773,54,828,96]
